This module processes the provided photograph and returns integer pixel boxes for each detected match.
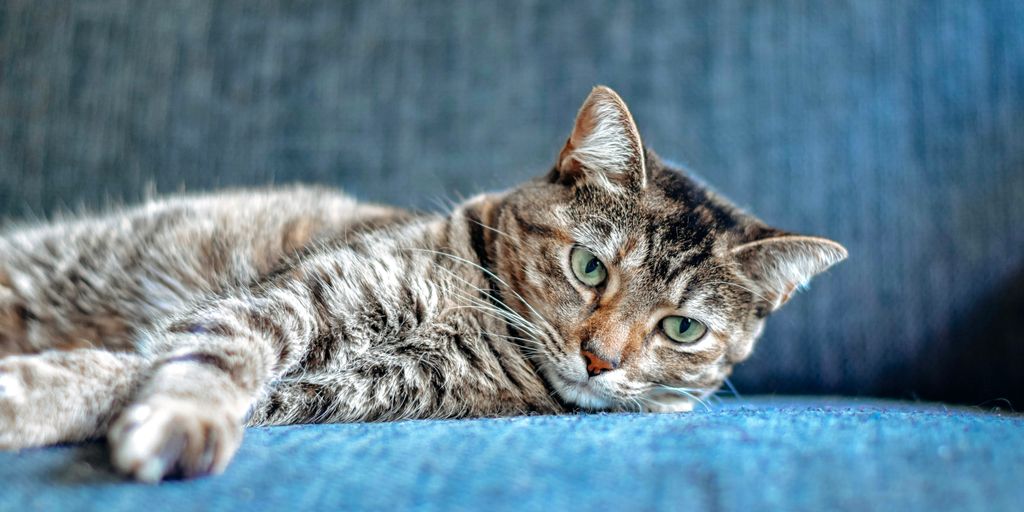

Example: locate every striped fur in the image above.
[0,87,845,481]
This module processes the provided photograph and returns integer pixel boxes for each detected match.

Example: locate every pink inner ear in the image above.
[555,86,647,189]
[730,235,848,311]
[557,137,582,175]
[558,91,613,174]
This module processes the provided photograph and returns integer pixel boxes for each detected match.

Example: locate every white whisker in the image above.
[653,385,713,412]
[702,280,772,304]
[409,248,550,332]
[465,217,523,245]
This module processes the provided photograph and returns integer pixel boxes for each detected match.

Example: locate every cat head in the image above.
[486,86,846,412]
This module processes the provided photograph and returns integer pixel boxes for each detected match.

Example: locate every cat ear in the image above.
[731,235,847,311]
[554,86,648,192]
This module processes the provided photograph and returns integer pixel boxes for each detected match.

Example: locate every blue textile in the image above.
[1,0,1023,405]
[2,398,1021,511]
[2,4,1021,510]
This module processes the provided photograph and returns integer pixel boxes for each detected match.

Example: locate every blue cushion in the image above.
[2,397,1020,511]
[2,1,1024,404]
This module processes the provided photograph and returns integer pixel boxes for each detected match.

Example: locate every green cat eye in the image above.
[661,316,707,344]
[569,247,607,287]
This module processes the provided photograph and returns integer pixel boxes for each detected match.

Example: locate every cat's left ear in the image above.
[731,235,847,312]
[554,86,648,192]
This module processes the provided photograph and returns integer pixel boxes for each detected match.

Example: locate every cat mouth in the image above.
[541,360,705,413]
[541,363,617,410]
[512,328,621,410]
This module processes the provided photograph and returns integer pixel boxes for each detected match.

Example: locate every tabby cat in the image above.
[0,87,846,482]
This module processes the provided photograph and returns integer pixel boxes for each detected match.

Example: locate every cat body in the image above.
[0,87,845,482]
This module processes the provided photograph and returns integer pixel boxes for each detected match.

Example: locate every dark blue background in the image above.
[2,1,1022,405]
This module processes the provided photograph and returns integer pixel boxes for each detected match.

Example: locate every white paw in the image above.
[108,400,243,482]
[641,392,697,413]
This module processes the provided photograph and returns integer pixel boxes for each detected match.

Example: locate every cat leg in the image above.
[0,268,30,358]
[0,349,146,449]
[108,351,252,482]
[107,288,322,482]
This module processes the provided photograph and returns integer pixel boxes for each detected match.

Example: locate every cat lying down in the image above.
[0,86,845,482]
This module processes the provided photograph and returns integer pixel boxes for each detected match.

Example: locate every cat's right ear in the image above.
[551,86,649,193]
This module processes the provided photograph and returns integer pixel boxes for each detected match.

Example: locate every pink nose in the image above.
[581,349,616,377]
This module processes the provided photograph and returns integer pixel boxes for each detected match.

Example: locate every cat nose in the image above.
[580,343,619,378]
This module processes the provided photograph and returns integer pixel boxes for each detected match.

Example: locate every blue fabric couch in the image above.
[2,1,1023,510]
[4,398,1022,511]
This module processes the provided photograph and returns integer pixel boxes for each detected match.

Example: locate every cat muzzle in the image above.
[580,347,618,378]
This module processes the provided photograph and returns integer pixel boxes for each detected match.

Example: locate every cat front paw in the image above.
[640,392,697,413]
[108,399,243,482]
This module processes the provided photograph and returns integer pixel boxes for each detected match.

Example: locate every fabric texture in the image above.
[1,398,1021,511]
[1,1,1022,405]
[2,4,1021,510]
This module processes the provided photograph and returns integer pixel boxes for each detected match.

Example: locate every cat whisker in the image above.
[652,385,713,412]
[476,331,548,359]
[446,304,546,342]
[441,272,565,355]
[702,280,773,304]
[428,263,548,337]
[632,394,661,412]
[410,248,551,335]
[477,330,546,350]
[441,279,557,354]
[451,290,542,335]
[465,217,524,245]
[624,396,643,413]
[723,377,743,401]
[446,301,557,362]
[428,194,462,214]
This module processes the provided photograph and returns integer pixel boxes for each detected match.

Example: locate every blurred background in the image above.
[1,1,1022,407]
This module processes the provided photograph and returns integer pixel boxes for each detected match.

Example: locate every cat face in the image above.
[490,87,846,412]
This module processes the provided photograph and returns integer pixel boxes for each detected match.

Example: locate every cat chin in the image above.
[540,365,617,410]
[551,378,698,413]
[559,383,616,410]
[541,365,700,413]
[639,396,695,413]
[537,355,700,413]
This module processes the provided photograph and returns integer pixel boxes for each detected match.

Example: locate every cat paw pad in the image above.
[108,401,242,482]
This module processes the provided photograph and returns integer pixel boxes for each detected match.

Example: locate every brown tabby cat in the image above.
[0,87,845,482]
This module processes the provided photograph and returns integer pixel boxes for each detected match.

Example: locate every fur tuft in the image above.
[558,86,647,192]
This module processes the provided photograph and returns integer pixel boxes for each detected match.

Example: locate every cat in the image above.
[0,86,846,482]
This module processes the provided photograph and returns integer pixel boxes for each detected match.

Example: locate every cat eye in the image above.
[569,247,607,287]
[661,316,707,344]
